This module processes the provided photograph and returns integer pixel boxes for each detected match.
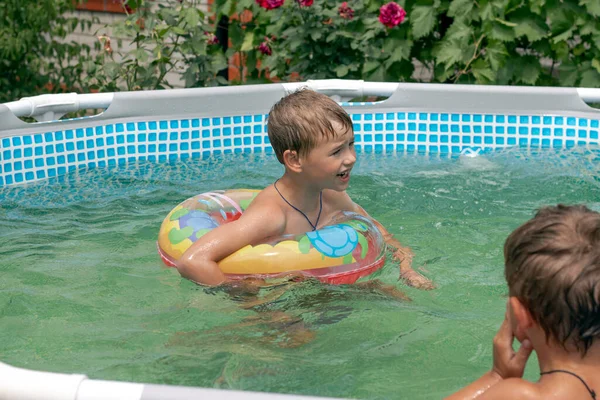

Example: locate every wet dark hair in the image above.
[504,204,600,355]
[267,88,353,164]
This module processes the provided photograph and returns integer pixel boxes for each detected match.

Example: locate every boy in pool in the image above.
[447,204,600,400]
[177,89,434,290]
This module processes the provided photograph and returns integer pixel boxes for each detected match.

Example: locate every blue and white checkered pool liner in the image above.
[1,111,599,186]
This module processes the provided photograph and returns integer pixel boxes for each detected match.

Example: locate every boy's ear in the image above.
[509,296,534,342]
[283,150,302,173]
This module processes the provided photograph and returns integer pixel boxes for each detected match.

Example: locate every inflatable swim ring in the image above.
[157,189,386,285]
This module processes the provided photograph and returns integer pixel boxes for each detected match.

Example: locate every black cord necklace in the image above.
[273,179,322,231]
[540,369,596,399]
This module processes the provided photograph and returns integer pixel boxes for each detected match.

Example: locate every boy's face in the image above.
[301,122,356,191]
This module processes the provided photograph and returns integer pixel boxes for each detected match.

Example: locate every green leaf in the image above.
[335,64,349,77]
[433,37,470,68]
[593,30,600,49]
[171,26,187,35]
[367,65,385,81]
[579,0,600,16]
[516,56,541,85]
[480,0,496,21]
[471,59,496,83]
[241,32,255,51]
[184,8,200,27]
[593,59,600,74]
[310,31,322,41]
[514,17,548,42]
[490,22,516,42]
[228,23,244,47]
[363,60,380,73]
[547,8,575,35]
[218,0,234,16]
[448,0,474,19]
[433,63,455,82]
[552,40,570,61]
[580,70,600,88]
[135,48,149,63]
[558,62,579,87]
[552,28,574,43]
[410,6,437,39]
[445,21,473,41]
[104,62,121,79]
[529,0,546,14]
[485,40,508,70]
[210,52,228,71]
[383,39,413,63]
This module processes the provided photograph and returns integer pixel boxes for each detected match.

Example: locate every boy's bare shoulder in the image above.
[245,185,283,213]
[480,378,541,399]
[239,186,286,229]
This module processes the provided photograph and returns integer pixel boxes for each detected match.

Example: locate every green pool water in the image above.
[1,147,599,399]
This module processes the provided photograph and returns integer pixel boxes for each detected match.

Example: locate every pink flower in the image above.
[204,32,219,45]
[256,0,284,10]
[258,39,272,55]
[297,0,313,6]
[378,2,406,28]
[338,2,354,20]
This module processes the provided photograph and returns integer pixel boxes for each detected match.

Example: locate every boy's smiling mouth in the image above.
[337,170,351,181]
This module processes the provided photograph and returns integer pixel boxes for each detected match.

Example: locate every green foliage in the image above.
[0,0,92,102]
[84,0,227,92]
[3,0,599,101]
[215,0,600,87]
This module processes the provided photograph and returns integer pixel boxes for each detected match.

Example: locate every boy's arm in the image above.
[351,202,435,290]
[445,315,535,400]
[177,202,285,286]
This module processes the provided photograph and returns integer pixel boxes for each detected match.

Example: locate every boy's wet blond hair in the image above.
[267,89,354,164]
[504,204,600,355]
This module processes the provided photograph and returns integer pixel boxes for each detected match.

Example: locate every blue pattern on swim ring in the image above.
[306,224,358,257]
[179,210,219,241]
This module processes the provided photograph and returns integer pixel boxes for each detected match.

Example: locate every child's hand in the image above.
[392,247,436,290]
[491,314,533,380]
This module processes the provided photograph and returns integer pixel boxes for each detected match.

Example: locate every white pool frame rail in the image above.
[0,361,340,400]
[4,80,600,123]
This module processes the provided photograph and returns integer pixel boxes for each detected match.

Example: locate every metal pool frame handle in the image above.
[5,79,600,122]
[0,361,339,400]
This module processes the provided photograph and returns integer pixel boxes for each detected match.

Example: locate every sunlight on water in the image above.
[1,146,599,399]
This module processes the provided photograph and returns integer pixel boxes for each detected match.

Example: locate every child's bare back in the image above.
[447,204,600,399]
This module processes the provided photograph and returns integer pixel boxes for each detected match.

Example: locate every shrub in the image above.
[0,0,92,102]
[84,0,228,92]
[214,0,600,87]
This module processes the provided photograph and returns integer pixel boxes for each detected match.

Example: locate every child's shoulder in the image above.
[481,378,544,399]
[247,185,283,211]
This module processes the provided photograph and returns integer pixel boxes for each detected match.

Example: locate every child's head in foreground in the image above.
[267,89,353,165]
[504,204,600,355]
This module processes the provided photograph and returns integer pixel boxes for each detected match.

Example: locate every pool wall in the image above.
[1,80,599,187]
[1,80,600,399]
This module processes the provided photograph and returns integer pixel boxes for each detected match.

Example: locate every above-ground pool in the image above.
[1,80,599,400]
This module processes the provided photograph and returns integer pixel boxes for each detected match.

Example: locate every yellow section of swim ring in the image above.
[158,206,352,274]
